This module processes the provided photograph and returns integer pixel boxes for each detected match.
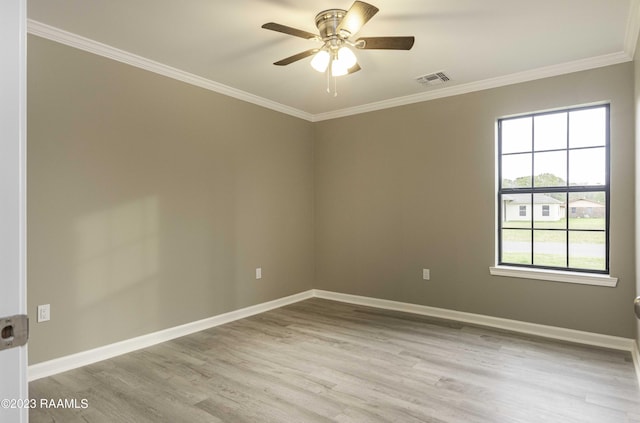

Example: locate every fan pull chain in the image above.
[326,66,331,94]
[324,61,339,97]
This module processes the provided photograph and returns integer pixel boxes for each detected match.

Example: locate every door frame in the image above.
[0,0,29,422]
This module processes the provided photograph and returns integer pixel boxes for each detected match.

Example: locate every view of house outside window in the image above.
[497,105,609,273]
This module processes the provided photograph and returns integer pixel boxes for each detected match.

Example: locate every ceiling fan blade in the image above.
[273,49,319,66]
[261,22,319,40]
[336,1,379,37]
[347,63,361,74]
[356,36,415,50]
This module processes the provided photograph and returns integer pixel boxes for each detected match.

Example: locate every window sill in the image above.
[489,266,618,287]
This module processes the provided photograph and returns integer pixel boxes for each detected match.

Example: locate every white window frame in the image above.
[490,104,617,287]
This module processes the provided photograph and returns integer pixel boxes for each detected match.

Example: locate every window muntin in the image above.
[497,105,609,274]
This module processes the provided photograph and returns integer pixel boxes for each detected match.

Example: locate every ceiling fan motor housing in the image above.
[315,9,348,40]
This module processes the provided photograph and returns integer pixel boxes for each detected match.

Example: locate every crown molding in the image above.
[26,19,314,122]
[28,19,635,123]
[311,51,632,122]
[624,0,640,58]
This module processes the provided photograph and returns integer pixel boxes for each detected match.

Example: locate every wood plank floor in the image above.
[29,298,640,422]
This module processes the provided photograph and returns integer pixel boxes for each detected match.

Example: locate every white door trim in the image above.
[0,0,28,422]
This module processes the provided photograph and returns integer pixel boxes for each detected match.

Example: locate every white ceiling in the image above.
[27,0,639,121]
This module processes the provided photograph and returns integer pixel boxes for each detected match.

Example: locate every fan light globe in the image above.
[337,46,357,69]
[310,50,330,72]
[331,59,348,77]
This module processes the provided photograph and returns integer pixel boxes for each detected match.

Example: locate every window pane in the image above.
[501,117,532,154]
[569,147,605,186]
[569,107,606,148]
[533,230,566,267]
[568,192,605,229]
[497,105,609,274]
[534,112,567,151]
[533,151,566,187]
[502,229,531,265]
[569,231,605,271]
[534,193,566,229]
[501,194,532,228]
[502,153,532,188]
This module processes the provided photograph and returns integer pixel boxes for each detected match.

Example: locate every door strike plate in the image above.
[0,315,29,351]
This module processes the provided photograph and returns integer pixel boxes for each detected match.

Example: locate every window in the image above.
[542,205,550,217]
[497,105,609,274]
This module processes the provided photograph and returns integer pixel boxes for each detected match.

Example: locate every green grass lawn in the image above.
[504,217,604,230]
[502,218,605,244]
[501,218,605,270]
[502,252,605,270]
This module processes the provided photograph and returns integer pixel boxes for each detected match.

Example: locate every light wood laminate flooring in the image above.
[29,298,640,422]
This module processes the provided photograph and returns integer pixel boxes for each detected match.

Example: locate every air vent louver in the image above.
[416,71,450,86]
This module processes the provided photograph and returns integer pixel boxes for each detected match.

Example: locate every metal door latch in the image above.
[634,297,640,320]
[0,315,28,351]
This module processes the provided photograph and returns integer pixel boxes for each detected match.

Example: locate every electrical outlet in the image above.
[37,304,50,323]
[422,269,430,280]
[256,267,262,280]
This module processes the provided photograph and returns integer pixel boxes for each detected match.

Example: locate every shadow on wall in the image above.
[73,196,160,339]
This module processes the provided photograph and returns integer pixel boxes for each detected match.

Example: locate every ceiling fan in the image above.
[261,1,415,94]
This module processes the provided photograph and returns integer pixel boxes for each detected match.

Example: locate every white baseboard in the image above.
[28,290,314,381]
[633,341,640,388]
[312,289,637,353]
[29,288,638,382]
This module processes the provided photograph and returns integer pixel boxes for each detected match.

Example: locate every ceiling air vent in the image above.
[416,71,450,86]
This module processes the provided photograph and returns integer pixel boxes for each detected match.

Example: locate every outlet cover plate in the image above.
[37,304,50,322]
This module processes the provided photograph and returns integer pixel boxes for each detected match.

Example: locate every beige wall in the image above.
[27,36,315,364]
[314,63,636,338]
[28,34,638,365]
[635,35,640,346]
